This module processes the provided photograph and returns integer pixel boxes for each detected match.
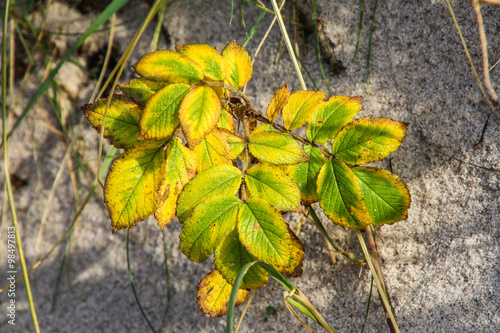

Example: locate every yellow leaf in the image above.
[81,95,143,149]
[219,128,245,160]
[140,83,191,140]
[282,90,325,130]
[118,78,168,106]
[194,128,232,173]
[197,269,249,317]
[177,43,225,82]
[104,144,166,231]
[179,85,222,148]
[281,226,304,277]
[155,138,197,228]
[222,40,253,89]
[266,83,290,122]
[132,50,203,83]
[217,104,236,133]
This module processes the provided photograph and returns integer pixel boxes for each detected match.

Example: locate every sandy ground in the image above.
[1,0,499,332]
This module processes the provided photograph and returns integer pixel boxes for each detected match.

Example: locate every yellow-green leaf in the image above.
[332,116,408,165]
[118,78,168,106]
[251,124,275,136]
[307,96,362,143]
[104,144,165,231]
[179,84,222,148]
[281,226,304,277]
[214,228,269,290]
[282,90,325,130]
[266,83,290,122]
[197,269,249,317]
[317,159,370,229]
[237,198,291,269]
[180,195,239,263]
[220,128,245,160]
[155,138,196,228]
[217,104,236,133]
[194,128,232,173]
[352,167,410,225]
[177,165,242,222]
[178,43,225,82]
[245,164,300,212]
[81,95,143,149]
[249,131,309,165]
[222,40,252,89]
[140,83,191,140]
[132,50,203,83]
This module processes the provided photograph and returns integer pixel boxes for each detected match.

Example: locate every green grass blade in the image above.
[308,206,364,263]
[312,0,331,97]
[242,9,266,48]
[366,0,378,90]
[360,274,374,333]
[230,0,235,24]
[239,0,249,36]
[0,0,130,149]
[127,229,157,333]
[352,0,364,62]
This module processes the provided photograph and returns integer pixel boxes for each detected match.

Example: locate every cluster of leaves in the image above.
[81,41,410,317]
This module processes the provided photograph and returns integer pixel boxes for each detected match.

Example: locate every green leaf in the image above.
[317,159,370,229]
[217,104,236,133]
[237,198,291,269]
[307,96,362,143]
[282,90,325,131]
[281,226,304,277]
[132,50,203,83]
[179,84,222,148]
[222,40,253,89]
[81,95,143,149]
[197,269,249,317]
[281,145,326,205]
[155,138,196,228]
[214,228,269,290]
[118,78,168,106]
[140,83,191,140]
[245,164,300,212]
[177,43,225,82]
[351,167,410,225]
[332,116,408,165]
[104,144,165,231]
[220,128,245,160]
[266,83,290,122]
[177,165,242,223]
[249,131,309,165]
[194,128,233,173]
[180,195,239,263]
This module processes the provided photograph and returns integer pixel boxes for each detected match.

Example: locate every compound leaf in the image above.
[307,96,362,144]
[282,145,326,205]
[317,159,370,229]
[282,90,325,130]
[249,131,309,165]
[222,40,252,89]
[266,83,290,122]
[118,78,168,106]
[177,165,242,222]
[81,95,143,149]
[140,83,191,140]
[237,198,291,269]
[197,269,249,317]
[132,50,203,83]
[104,144,165,231]
[194,128,233,173]
[179,84,222,148]
[352,167,410,225]
[332,116,408,165]
[180,195,239,263]
[177,43,225,82]
[155,138,196,228]
[245,164,300,212]
[214,228,269,290]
